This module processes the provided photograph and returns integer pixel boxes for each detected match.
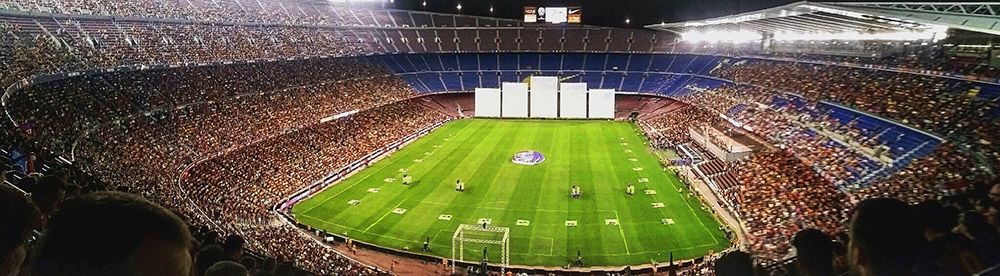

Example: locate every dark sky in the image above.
[383,0,800,28]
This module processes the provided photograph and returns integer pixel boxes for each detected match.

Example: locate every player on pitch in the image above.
[402,173,412,185]
[455,179,465,192]
[626,183,635,195]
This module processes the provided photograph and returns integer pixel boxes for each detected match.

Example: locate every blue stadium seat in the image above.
[626,54,652,72]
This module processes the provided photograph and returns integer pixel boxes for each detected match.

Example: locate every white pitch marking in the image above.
[628,158,638,162]
[516,220,530,226]
[651,202,665,208]
[392,208,407,214]
[413,159,423,163]
[438,214,453,221]
[662,218,676,225]
[367,188,381,193]
[624,149,633,153]
[645,190,657,195]
[383,178,396,183]
[565,220,578,227]
[605,219,619,226]
[632,167,643,171]
[347,199,360,205]
[637,178,649,183]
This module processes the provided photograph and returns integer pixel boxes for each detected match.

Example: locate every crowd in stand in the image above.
[0,53,443,273]
[68,75,430,273]
[714,59,1000,176]
[14,58,405,154]
[768,43,1000,81]
[0,168,373,275]
[638,78,998,264]
[6,0,418,27]
[710,182,1000,276]
[0,16,378,94]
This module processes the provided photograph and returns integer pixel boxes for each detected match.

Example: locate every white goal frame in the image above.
[451,224,510,273]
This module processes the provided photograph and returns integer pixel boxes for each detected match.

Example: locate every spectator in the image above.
[791,229,835,276]
[714,250,755,276]
[0,185,40,276]
[205,261,249,276]
[913,201,981,275]
[847,198,925,276]
[223,235,246,262]
[31,175,67,224]
[31,191,193,276]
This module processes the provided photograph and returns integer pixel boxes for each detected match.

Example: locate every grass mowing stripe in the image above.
[292,119,730,267]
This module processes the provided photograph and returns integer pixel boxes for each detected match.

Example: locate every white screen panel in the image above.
[560,90,588,119]
[529,77,559,118]
[474,88,501,117]
[501,82,529,118]
[530,91,558,118]
[560,82,588,93]
[530,76,559,93]
[589,89,615,119]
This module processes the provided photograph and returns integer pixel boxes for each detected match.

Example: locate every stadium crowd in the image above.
[713,59,999,175]
[638,78,998,265]
[70,85,436,273]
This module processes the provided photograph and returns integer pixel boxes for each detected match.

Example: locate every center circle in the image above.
[512,150,545,165]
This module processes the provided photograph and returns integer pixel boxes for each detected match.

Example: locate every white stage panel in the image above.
[589,89,615,119]
[560,89,588,119]
[530,76,559,93]
[560,82,588,93]
[474,88,501,117]
[530,90,558,118]
[501,82,529,118]
[529,76,559,118]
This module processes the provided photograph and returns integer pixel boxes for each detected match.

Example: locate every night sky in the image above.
[383,0,801,29]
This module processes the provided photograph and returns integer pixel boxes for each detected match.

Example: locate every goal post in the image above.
[451,224,510,274]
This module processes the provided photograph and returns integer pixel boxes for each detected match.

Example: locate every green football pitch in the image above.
[291,119,730,267]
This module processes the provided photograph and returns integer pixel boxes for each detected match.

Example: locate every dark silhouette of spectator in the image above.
[714,250,755,276]
[914,200,981,275]
[848,198,925,276]
[205,261,249,276]
[958,211,1000,267]
[31,175,66,223]
[253,257,277,276]
[197,244,224,276]
[223,235,246,261]
[30,191,193,276]
[791,229,835,276]
[0,185,40,276]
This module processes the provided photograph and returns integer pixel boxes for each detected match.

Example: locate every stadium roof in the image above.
[646,2,1000,36]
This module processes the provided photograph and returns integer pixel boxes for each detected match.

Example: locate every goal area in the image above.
[451,224,510,273]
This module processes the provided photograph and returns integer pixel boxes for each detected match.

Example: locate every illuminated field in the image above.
[292,119,729,267]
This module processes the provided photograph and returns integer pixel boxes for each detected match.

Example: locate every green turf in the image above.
[291,119,729,267]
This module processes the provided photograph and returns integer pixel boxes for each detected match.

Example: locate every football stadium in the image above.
[1,0,1000,275]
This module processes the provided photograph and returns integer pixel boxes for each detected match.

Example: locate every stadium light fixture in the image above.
[456,3,462,10]
[489,6,494,13]
[625,18,631,24]
[422,1,426,7]
[773,26,948,42]
[680,30,762,43]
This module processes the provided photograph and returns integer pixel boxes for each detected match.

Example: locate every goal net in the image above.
[451,224,510,273]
